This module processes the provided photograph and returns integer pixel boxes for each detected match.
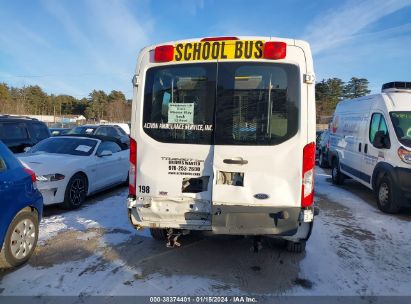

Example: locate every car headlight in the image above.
[398,147,411,164]
[36,173,65,182]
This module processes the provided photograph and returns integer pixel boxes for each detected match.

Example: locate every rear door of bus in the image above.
[138,61,217,215]
[137,39,309,221]
[212,46,308,210]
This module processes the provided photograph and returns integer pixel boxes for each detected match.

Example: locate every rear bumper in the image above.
[127,197,315,239]
[212,205,302,236]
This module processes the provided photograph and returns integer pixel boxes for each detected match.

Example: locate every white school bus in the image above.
[127,36,317,252]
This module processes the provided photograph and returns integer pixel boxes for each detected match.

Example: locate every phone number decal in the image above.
[162,157,204,177]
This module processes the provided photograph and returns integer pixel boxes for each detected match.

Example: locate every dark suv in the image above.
[0,116,51,153]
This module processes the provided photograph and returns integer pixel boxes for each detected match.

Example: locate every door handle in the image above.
[359,143,362,152]
[223,158,248,165]
[364,144,368,154]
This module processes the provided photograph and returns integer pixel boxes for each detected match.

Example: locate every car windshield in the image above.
[67,126,97,135]
[29,137,98,156]
[390,112,411,148]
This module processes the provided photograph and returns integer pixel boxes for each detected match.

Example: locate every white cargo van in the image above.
[329,82,411,213]
[127,36,317,252]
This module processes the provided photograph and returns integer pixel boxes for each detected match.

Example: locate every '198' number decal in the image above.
[138,185,150,193]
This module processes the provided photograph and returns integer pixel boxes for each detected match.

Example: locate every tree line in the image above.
[316,77,371,120]
[1,76,371,123]
[0,83,132,122]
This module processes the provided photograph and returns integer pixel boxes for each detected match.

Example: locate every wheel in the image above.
[376,176,401,213]
[0,211,39,269]
[286,240,306,253]
[149,228,167,241]
[62,173,88,209]
[319,152,327,168]
[331,159,344,185]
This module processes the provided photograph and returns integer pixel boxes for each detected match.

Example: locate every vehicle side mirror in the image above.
[24,146,31,153]
[97,150,113,157]
[373,131,390,149]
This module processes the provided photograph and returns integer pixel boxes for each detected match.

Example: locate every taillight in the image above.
[129,137,137,197]
[154,45,174,62]
[302,142,315,207]
[264,42,286,60]
[23,167,37,189]
[200,36,239,41]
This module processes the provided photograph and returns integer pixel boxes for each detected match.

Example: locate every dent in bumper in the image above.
[127,196,212,230]
[127,197,314,239]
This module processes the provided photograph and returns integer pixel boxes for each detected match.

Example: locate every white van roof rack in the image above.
[382,81,411,93]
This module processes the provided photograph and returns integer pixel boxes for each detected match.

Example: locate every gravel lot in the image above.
[1,167,411,297]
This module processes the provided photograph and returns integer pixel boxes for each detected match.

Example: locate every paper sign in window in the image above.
[75,145,92,153]
[168,103,194,124]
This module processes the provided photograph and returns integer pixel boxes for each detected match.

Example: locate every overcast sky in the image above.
[1,0,410,98]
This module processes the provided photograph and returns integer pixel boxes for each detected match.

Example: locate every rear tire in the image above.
[331,159,344,185]
[376,176,401,214]
[0,211,39,269]
[286,240,306,253]
[149,228,167,241]
[62,173,88,210]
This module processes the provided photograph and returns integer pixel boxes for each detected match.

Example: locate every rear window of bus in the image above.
[142,62,299,145]
[143,64,216,145]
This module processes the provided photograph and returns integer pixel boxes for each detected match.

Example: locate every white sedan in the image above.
[18,135,129,209]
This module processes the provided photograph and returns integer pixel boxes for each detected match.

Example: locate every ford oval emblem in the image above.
[254,193,269,200]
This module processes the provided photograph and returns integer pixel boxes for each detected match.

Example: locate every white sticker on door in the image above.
[168,103,194,124]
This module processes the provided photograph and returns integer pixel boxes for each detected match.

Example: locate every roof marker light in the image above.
[264,42,286,60]
[154,45,174,62]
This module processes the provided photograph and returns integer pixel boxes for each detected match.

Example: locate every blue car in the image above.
[0,140,43,269]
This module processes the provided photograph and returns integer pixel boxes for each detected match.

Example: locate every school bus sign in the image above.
[174,40,264,61]
[153,38,287,62]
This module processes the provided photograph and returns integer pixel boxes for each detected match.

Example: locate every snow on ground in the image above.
[293,168,411,295]
[1,187,242,296]
[38,187,150,245]
[1,170,411,296]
